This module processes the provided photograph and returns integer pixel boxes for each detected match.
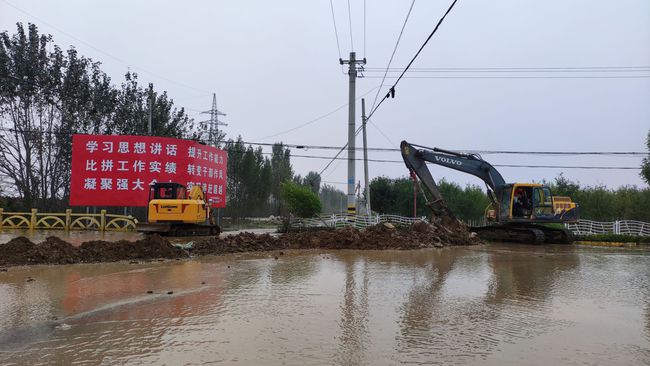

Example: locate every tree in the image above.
[642,130,650,185]
[0,23,110,209]
[270,142,293,214]
[281,181,321,217]
[319,184,346,214]
[0,23,196,210]
[369,176,490,220]
[302,171,321,194]
[438,179,490,221]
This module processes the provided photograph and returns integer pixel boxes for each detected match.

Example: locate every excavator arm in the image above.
[400,140,506,216]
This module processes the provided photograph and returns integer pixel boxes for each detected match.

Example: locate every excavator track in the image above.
[470,225,572,244]
[138,223,221,237]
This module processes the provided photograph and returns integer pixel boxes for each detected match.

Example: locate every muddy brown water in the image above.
[0,244,649,365]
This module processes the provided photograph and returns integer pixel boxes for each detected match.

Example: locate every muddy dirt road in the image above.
[1,244,649,365]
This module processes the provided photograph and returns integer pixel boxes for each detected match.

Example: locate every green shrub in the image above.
[280,181,322,218]
[574,234,650,243]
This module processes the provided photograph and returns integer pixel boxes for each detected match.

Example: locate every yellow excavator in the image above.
[141,182,220,236]
[401,141,579,244]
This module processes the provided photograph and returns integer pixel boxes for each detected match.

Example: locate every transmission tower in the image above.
[200,93,228,147]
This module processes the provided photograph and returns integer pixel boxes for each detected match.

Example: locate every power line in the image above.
[368,120,397,148]
[347,0,354,51]
[259,152,641,170]
[365,75,650,80]
[370,0,416,113]
[236,141,646,156]
[364,66,650,72]
[0,127,644,157]
[316,124,365,177]
[329,0,343,60]
[363,0,367,57]
[3,0,210,94]
[250,85,380,142]
[367,0,459,120]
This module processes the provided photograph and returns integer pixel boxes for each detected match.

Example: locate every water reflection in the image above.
[0,246,648,365]
[485,245,580,305]
[335,254,370,366]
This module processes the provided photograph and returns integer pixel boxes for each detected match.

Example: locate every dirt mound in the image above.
[0,237,37,266]
[192,232,285,255]
[80,234,187,262]
[0,236,81,266]
[0,220,479,267]
[277,221,478,250]
[0,234,186,266]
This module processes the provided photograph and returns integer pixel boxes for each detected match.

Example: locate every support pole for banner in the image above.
[148,90,153,134]
[65,209,72,231]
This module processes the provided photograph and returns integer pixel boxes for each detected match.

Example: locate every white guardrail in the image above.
[290,215,650,237]
[289,214,427,230]
[565,220,650,236]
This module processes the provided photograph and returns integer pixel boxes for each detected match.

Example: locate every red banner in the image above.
[70,134,227,207]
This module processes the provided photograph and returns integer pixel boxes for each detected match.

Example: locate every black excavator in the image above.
[400,141,579,244]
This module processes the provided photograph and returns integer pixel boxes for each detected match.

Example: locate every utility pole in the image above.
[148,89,153,135]
[340,52,366,217]
[200,93,228,147]
[361,98,370,217]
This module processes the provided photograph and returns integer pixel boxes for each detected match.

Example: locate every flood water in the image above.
[0,244,649,365]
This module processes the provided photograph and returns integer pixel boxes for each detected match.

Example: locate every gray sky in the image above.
[2,0,649,191]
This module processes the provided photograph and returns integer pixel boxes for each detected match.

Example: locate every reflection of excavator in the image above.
[142,182,220,236]
[401,141,579,244]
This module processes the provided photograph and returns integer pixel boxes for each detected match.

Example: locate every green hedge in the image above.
[574,234,650,244]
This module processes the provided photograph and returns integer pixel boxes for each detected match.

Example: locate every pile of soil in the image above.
[192,232,282,255]
[0,234,186,267]
[192,220,480,256]
[280,220,479,250]
[0,221,479,267]
[80,235,186,262]
[0,236,81,265]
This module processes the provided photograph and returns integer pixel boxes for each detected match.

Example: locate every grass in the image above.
[574,234,650,244]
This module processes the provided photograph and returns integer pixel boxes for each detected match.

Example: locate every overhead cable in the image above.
[367,0,460,120]
[250,85,380,142]
[329,0,343,60]
[258,153,641,170]
[369,0,416,113]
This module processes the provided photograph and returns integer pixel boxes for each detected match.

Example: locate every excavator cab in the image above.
[506,184,554,220]
[149,182,186,201]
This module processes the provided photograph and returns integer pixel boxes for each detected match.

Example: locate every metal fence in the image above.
[0,208,137,231]
[288,214,427,230]
[566,220,650,236]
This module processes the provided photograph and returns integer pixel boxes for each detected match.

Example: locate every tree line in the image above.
[368,174,650,223]
[221,136,344,220]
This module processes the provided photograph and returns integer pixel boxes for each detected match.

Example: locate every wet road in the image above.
[0,244,649,365]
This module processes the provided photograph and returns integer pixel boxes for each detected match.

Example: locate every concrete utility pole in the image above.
[200,93,228,147]
[361,98,370,216]
[340,52,366,216]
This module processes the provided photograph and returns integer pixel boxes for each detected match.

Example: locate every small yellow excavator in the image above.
[140,182,220,236]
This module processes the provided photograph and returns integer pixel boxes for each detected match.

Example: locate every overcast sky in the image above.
[2,0,649,191]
